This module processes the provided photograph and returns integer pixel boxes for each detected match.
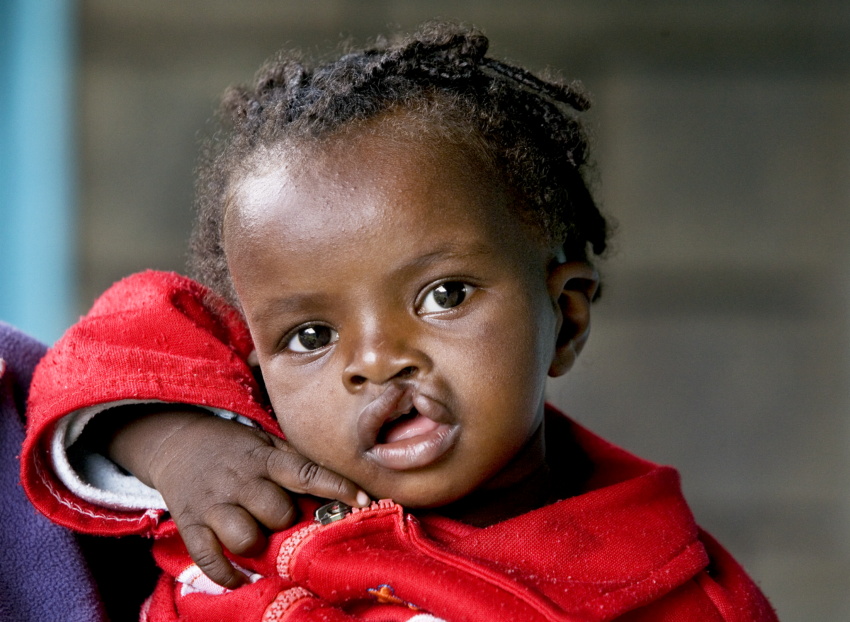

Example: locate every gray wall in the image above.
[78,2,850,619]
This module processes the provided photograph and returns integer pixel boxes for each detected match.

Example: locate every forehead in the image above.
[225,128,521,254]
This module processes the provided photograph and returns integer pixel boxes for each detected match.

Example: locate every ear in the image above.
[546,261,599,377]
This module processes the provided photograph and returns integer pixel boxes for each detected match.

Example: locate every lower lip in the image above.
[365,423,459,471]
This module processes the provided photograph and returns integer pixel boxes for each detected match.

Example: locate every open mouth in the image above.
[359,385,459,471]
[377,407,442,444]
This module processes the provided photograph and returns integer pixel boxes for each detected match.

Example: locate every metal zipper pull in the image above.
[315,501,351,525]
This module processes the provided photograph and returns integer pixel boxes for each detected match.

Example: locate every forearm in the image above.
[95,405,209,488]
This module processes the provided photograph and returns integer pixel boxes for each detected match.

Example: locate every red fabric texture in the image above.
[22,271,778,621]
[21,271,278,537]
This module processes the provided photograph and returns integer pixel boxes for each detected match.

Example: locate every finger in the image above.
[203,503,268,558]
[236,477,298,531]
[266,438,370,507]
[179,522,246,589]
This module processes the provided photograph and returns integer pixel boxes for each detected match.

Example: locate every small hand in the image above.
[104,406,369,588]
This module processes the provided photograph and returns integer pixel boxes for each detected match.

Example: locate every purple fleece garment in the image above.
[0,321,106,622]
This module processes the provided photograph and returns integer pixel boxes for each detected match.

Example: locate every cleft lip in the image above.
[357,384,414,449]
[357,383,458,471]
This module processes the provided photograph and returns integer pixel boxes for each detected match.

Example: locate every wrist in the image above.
[104,405,208,488]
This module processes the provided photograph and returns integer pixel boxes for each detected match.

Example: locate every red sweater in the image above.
[21,271,778,622]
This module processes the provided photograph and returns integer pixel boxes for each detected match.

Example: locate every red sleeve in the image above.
[20,270,280,537]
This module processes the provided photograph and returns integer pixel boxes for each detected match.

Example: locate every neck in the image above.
[441,421,554,527]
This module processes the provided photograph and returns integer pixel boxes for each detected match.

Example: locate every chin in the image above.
[363,475,475,510]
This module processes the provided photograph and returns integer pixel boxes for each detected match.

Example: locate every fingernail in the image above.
[356,491,370,507]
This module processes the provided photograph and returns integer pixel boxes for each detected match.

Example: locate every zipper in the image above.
[314,500,351,525]
[289,500,576,621]
[313,498,401,525]
[278,499,400,581]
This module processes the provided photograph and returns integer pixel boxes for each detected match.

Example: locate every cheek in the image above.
[261,361,348,456]
[447,295,553,414]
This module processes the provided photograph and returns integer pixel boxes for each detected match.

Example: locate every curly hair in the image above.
[189,21,610,308]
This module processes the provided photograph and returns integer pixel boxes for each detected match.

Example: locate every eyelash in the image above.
[418,281,474,315]
[285,324,338,353]
[282,280,475,353]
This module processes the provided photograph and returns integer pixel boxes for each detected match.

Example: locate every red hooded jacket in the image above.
[21,271,778,621]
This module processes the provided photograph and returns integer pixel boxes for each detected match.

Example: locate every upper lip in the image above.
[356,383,449,450]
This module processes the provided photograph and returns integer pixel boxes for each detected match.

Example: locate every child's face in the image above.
[224,129,591,510]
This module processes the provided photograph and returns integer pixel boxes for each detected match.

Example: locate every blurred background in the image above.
[1,1,848,619]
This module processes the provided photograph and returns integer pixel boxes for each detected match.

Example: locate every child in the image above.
[21,23,777,622]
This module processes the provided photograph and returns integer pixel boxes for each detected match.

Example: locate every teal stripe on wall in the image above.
[0,0,76,345]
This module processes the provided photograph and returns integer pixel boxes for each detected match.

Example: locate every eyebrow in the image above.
[394,241,493,273]
[252,292,335,322]
[252,241,494,320]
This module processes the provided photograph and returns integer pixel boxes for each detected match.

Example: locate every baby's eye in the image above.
[420,281,472,314]
[287,325,338,353]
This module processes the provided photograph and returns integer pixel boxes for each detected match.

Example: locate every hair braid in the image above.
[190,21,610,309]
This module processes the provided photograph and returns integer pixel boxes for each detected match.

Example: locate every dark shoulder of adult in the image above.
[1,321,157,622]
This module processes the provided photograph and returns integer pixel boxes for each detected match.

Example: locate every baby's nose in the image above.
[341,330,426,391]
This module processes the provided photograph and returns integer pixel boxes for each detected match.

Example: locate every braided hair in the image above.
[190,21,610,307]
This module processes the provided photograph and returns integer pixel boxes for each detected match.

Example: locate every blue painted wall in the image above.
[0,0,76,345]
